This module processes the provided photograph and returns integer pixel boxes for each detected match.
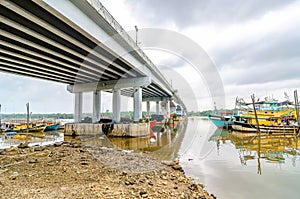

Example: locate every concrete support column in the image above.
[113,89,121,123]
[166,99,170,118]
[156,101,160,114]
[74,92,83,123]
[92,91,101,123]
[133,87,142,122]
[146,101,150,117]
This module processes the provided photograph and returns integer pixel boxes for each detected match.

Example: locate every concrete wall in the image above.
[65,123,150,137]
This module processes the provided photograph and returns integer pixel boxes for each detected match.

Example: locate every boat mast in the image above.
[294,90,299,123]
[0,104,2,133]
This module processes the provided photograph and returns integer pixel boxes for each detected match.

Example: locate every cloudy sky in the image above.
[1,0,300,113]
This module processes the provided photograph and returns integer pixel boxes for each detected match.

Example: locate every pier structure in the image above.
[0,0,186,123]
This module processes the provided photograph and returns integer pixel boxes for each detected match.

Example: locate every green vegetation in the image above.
[188,109,234,116]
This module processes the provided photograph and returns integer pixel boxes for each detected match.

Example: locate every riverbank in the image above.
[0,139,215,198]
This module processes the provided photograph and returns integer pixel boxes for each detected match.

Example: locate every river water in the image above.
[179,117,300,199]
[1,117,299,198]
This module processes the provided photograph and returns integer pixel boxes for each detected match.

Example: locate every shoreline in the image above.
[0,139,216,198]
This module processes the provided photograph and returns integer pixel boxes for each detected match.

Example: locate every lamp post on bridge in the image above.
[135,25,138,46]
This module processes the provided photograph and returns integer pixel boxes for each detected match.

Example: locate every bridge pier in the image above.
[92,91,101,123]
[166,99,171,118]
[146,101,150,117]
[156,101,160,114]
[133,87,142,122]
[113,89,121,123]
[74,92,83,123]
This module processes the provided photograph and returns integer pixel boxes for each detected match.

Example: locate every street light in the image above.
[134,26,139,45]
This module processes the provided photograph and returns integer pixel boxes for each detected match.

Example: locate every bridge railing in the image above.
[87,0,173,92]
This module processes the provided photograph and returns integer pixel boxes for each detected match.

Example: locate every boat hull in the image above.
[208,115,230,129]
[45,124,60,131]
[232,121,299,134]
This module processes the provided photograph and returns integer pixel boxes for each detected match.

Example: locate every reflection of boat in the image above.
[265,152,285,162]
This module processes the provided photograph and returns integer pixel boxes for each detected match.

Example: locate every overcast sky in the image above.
[1,0,299,113]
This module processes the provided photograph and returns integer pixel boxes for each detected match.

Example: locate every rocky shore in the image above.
[0,139,215,198]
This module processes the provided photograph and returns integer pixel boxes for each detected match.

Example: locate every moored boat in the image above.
[232,121,299,135]
[44,123,60,131]
[208,115,232,129]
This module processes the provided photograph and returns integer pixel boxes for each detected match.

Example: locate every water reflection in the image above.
[109,120,188,160]
[209,129,300,174]
[0,131,64,149]
[179,117,300,199]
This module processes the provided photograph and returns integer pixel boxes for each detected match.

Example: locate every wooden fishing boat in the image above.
[208,115,232,129]
[232,121,299,135]
[44,123,60,131]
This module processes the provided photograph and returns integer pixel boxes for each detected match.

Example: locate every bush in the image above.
[172,113,178,119]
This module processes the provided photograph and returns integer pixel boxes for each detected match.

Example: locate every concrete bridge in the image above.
[0,0,186,123]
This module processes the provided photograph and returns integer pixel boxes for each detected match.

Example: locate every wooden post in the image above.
[0,104,2,133]
[26,102,29,143]
[251,94,261,133]
[251,94,261,175]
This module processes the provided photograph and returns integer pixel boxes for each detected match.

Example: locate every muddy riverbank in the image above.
[0,139,215,198]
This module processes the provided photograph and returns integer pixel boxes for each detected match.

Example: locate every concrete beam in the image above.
[112,89,121,123]
[74,92,83,122]
[142,97,165,102]
[92,91,101,123]
[67,77,151,93]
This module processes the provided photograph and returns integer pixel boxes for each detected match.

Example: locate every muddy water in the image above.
[0,131,64,149]
[1,117,299,199]
[179,117,300,199]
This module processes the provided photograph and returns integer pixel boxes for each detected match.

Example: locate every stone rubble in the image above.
[0,140,216,198]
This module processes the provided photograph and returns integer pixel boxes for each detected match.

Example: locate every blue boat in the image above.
[5,131,17,136]
[44,123,60,131]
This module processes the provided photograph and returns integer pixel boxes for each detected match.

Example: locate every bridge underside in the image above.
[0,0,172,99]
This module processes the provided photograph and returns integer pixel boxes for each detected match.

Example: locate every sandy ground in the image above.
[0,139,216,199]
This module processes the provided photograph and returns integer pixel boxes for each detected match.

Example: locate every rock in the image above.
[34,147,45,151]
[161,160,175,166]
[18,142,29,149]
[172,164,183,171]
[148,182,153,186]
[0,150,6,155]
[10,172,19,180]
[139,190,147,196]
[29,159,38,164]
[54,142,63,147]
[188,183,198,191]
[125,181,130,186]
